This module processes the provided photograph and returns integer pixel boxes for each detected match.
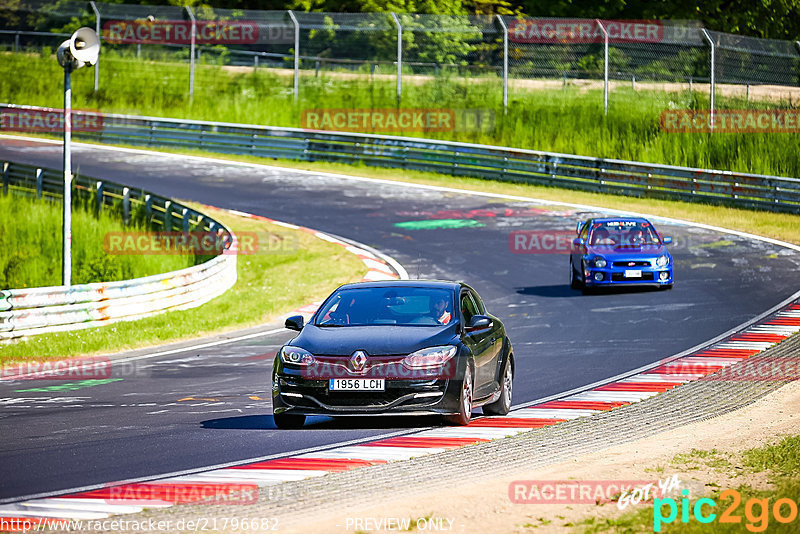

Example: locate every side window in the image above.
[460,291,479,323]
[579,222,590,242]
[469,290,485,315]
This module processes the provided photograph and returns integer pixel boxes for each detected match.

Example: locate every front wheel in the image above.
[484,356,513,416]
[274,412,306,429]
[445,364,473,426]
[569,259,582,290]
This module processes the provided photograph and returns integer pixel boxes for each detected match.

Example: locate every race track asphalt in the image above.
[2,138,799,501]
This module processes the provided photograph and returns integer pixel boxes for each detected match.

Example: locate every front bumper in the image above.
[584,266,673,287]
[272,373,463,416]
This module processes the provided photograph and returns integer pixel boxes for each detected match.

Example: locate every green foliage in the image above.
[0,193,194,289]
[1,50,799,178]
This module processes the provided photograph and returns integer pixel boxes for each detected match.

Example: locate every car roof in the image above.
[336,280,462,292]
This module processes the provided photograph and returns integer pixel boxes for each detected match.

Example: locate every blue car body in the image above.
[570,217,674,290]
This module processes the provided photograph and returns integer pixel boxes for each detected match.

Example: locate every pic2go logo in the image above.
[654,489,799,532]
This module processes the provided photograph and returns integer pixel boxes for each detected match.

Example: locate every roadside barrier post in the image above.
[701,29,715,130]
[89,1,99,92]
[496,15,508,113]
[596,19,609,116]
[186,7,196,99]
[391,13,402,105]
[288,10,300,101]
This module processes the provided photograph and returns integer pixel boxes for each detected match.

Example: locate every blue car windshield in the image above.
[315,287,454,327]
[589,221,661,246]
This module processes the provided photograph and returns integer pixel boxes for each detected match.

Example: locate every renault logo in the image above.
[350,350,368,373]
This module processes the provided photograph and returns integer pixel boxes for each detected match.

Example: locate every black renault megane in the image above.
[271,280,514,428]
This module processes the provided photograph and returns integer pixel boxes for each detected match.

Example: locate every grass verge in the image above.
[1,50,799,177]
[577,435,800,533]
[0,202,366,365]
[0,193,196,288]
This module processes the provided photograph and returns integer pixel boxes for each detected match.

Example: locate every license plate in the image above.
[624,269,642,278]
[329,378,385,391]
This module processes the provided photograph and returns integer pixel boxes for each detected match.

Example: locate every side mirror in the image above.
[285,315,304,331]
[466,315,492,332]
[663,236,673,245]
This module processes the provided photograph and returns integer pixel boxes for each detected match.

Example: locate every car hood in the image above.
[586,244,670,259]
[291,323,460,356]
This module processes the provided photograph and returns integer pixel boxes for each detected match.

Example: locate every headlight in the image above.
[280,346,315,366]
[594,257,607,268]
[655,255,669,267]
[402,345,457,369]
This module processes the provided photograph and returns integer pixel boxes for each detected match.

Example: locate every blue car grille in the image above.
[612,261,652,267]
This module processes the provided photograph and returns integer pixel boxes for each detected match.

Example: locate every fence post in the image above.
[391,13,402,104]
[595,19,609,115]
[122,187,130,224]
[35,168,43,198]
[14,32,20,52]
[2,162,7,195]
[186,6,196,99]
[96,180,104,213]
[701,29,715,130]
[145,194,152,223]
[496,15,508,113]
[90,1,100,92]
[288,10,300,101]
[182,207,190,233]
[164,200,173,230]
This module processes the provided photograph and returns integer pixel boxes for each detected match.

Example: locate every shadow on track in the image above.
[517,284,663,298]
[201,414,451,431]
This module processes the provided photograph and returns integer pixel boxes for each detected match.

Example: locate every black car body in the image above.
[271,280,514,427]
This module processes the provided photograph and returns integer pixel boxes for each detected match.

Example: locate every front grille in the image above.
[611,272,655,281]
[612,261,651,267]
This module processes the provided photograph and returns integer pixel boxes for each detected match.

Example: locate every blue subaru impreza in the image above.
[570,217,674,292]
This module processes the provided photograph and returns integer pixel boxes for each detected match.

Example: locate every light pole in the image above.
[57,27,100,287]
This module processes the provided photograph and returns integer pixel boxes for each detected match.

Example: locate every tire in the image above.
[273,412,306,429]
[569,259,582,290]
[484,356,513,416]
[445,364,473,426]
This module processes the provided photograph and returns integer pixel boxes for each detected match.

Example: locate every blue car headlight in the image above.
[280,346,315,366]
[594,257,607,268]
[655,255,669,267]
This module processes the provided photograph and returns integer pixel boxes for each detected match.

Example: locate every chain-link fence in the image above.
[2,1,800,116]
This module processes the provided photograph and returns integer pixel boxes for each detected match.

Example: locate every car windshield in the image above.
[589,221,661,246]
[315,287,455,327]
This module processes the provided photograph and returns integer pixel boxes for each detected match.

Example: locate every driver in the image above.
[430,295,452,325]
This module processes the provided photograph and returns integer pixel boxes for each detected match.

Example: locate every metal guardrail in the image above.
[3,104,797,214]
[0,160,237,340]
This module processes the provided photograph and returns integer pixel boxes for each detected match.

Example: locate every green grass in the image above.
[0,203,366,364]
[0,193,195,289]
[576,436,800,533]
[743,435,800,479]
[1,50,799,177]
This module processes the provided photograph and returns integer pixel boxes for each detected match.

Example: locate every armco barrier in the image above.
[2,103,798,214]
[0,161,237,340]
